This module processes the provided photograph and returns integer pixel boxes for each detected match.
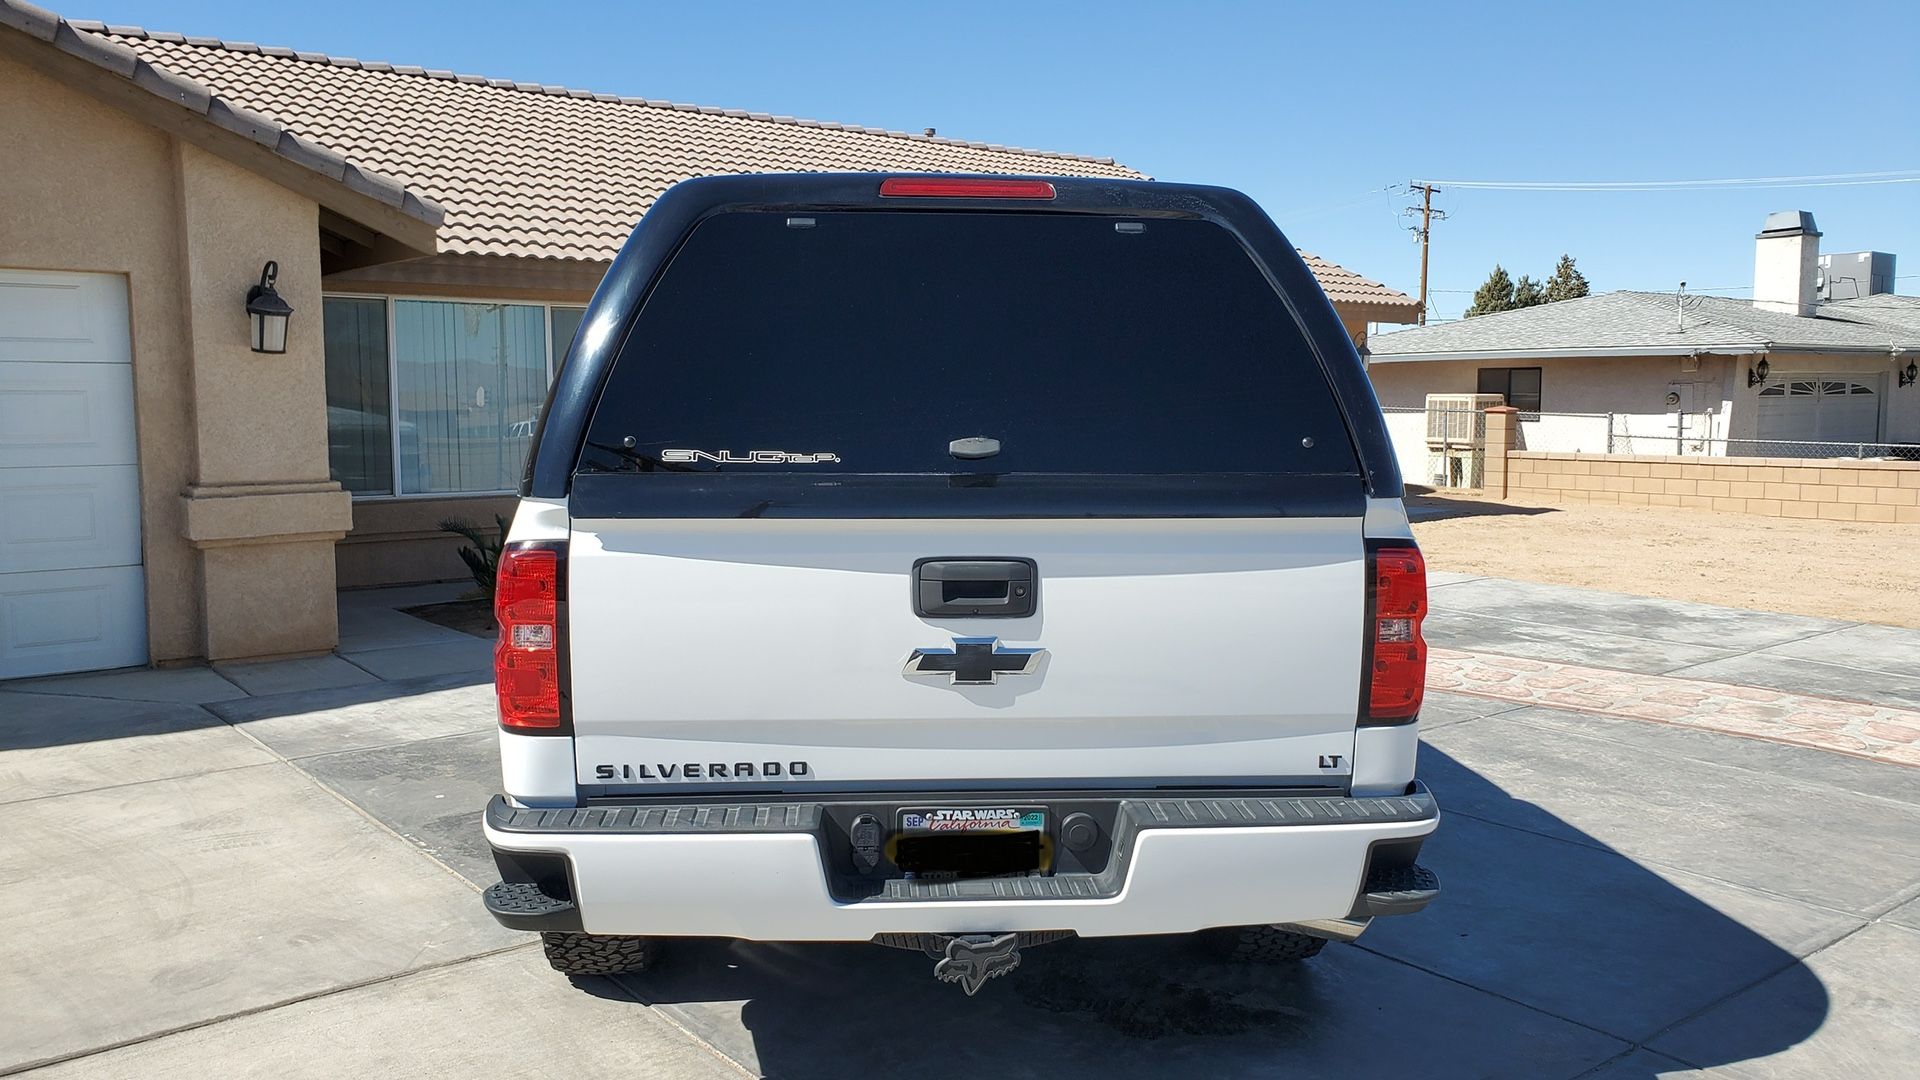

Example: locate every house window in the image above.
[1478,366,1542,412]
[550,305,586,369]
[322,297,588,497]
[324,298,392,496]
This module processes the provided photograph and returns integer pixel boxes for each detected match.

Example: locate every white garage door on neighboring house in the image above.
[0,270,148,679]
[1755,376,1883,448]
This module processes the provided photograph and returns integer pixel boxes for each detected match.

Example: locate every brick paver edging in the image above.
[1429,648,1920,769]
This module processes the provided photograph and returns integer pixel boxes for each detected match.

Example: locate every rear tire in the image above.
[540,932,660,975]
[1197,925,1327,964]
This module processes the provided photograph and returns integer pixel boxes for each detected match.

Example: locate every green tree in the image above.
[1464,256,1591,317]
[1464,264,1515,317]
[1544,254,1591,302]
[1512,274,1546,309]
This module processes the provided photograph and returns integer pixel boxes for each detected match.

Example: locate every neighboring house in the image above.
[1367,212,1920,468]
[0,5,1414,678]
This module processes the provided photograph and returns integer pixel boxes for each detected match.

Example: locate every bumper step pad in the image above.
[483,881,581,932]
[1355,863,1440,917]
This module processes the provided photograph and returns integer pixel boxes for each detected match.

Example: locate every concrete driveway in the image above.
[2,579,1917,1078]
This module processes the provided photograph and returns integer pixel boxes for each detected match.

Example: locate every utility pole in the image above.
[1403,183,1446,324]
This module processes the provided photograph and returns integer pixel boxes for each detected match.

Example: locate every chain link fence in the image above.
[1383,405,1920,488]
[1515,411,1612,454]
[1608,434,1920,461]
[1382,405,1485,488]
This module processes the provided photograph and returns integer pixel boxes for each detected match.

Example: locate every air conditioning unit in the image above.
[1423,394,1506,448]
[1421,394,1505,489]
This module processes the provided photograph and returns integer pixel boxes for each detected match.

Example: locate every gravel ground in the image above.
[1410,492,1919,628]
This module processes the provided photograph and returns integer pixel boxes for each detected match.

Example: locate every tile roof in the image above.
[1297,252,1420,315]
[1368,290,1920,360]
[69,19,1147,262]
[6,6,1418,315]
[0,0,441,226]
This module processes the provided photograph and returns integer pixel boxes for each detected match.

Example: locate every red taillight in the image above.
[1366,545,1427,721]
[495,544,562,730]
[878,177,1057,200]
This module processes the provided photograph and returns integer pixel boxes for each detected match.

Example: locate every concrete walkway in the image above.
[1,578,1916,1078]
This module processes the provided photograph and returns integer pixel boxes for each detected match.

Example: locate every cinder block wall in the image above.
[1506,452,1920,523]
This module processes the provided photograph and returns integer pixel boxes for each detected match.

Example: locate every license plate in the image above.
[900,807,1046,833]
[893,807,1049,878]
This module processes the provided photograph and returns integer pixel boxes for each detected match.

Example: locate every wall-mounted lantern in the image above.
[1746,358,1770,387]
[246,261,293,354]
[1901,360,1919,388]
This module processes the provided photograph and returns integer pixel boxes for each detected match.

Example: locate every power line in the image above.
[1273,184,1396,224]
[1414,169,1920,192]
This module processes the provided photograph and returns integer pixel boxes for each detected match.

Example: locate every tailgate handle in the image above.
[913,558,1037,618]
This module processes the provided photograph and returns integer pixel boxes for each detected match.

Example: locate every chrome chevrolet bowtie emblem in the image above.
[903,637,1045,686]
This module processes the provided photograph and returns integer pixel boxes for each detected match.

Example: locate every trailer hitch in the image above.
[872,930,1072,994]
[932,933,1022,995]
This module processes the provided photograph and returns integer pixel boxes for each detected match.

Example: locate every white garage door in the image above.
[1755,377,1882,447]
[0,270,148,679]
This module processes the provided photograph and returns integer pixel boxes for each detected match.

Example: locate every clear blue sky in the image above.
[82,0,1920,321]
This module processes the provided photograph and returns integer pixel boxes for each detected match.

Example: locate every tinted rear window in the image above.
[574,211,1361,515]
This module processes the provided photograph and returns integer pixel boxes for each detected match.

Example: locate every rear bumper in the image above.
[482,784,1439,941]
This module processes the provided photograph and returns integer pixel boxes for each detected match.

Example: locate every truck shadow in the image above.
[575,747,1830,1079]
[1406,490,1560,522]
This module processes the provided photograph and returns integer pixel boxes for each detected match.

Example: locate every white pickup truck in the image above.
[480,174,1439,994]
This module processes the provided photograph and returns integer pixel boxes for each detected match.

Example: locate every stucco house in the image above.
[0,3,1419,679]
[1367,212,1920,466]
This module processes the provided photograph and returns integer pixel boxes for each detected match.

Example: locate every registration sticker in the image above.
[900,808,1046,833]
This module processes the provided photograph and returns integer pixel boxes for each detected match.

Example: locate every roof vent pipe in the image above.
[1676,281,1686,332]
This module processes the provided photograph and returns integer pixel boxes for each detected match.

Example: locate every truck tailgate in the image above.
[567,517,1363,790]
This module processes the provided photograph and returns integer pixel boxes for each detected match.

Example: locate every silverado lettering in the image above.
[594,761,811,781]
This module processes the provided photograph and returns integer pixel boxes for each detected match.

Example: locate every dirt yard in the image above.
[1410,492,1918,628]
